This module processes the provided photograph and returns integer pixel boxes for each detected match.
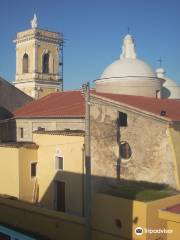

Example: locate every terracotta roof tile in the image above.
[13,91,85,118]
[93,92,180,121]
[12,90,180,121]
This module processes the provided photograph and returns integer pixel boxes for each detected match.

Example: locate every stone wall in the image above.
[90,96,177,191]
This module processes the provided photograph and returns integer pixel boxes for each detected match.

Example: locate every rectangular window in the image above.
[55,156,63,170]
[118,112,127,127]
[31,162,37,178]
[20,128,24,138]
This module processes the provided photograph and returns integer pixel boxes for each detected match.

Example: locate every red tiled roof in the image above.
[165,204,180,214]
[13,91,85,118]
[12,90,180,121]
[93,92,180,121]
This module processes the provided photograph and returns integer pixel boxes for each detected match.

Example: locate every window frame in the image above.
[30,161,37,179]
[55,155,64,171]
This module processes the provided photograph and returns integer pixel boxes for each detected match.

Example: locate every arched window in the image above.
[42,53,49,73]
[23,53,29,73]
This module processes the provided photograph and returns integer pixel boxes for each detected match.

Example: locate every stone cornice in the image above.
[15,36,61,45]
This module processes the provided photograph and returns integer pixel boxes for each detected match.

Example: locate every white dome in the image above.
[156,68,180,99]
[101,58,156,80]
[96,34,162,98]
[163,77,180,99]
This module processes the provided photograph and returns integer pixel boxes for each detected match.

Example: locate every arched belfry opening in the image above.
[23,53,29,73]
[42,53,49,74]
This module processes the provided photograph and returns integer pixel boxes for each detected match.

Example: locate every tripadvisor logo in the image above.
[135,227,144,236]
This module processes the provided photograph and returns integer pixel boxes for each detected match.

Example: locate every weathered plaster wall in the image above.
[90,97,177,191]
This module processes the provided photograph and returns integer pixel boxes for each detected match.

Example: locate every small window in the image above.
[20,128,24,138]
[31,162,37,178]
[55,156,63,170]
[120,141,132,159]
[117,112,127,127]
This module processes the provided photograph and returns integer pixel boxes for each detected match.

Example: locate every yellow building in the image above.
[159,204,180,240]
[14,14,63,99]
[0,142,38,201]
[0,130,85,216]
[33,130,85,216]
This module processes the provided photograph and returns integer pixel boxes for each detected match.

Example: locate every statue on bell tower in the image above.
[31,14,38,29]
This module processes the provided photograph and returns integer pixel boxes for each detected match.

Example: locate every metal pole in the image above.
[61,42,64,91]
[82,82,91,240]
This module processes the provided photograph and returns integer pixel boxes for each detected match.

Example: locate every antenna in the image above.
[158,57,162,68]
[127,27,130,34]
[59,35,64,91]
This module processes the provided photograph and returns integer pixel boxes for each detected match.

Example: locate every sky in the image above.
[0,0,180,90]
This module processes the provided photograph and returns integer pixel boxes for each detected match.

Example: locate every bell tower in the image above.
[14,14,63,99]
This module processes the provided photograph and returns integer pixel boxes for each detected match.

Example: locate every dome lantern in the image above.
[120,34,137,59]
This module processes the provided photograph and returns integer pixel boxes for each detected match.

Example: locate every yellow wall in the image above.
[168,127,180,189]
[19,148,38,202]
[92,193,180,240]
[145,194,180,240]
[159,209,180,240]
[0,197,85,240]
[166,221,180,240]
[0,146,38,202]
[33,133,84,216]
[0,147,19,197]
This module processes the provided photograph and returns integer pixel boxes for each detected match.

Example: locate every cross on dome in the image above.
[31,14,38,29]
[120,34,137,59]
